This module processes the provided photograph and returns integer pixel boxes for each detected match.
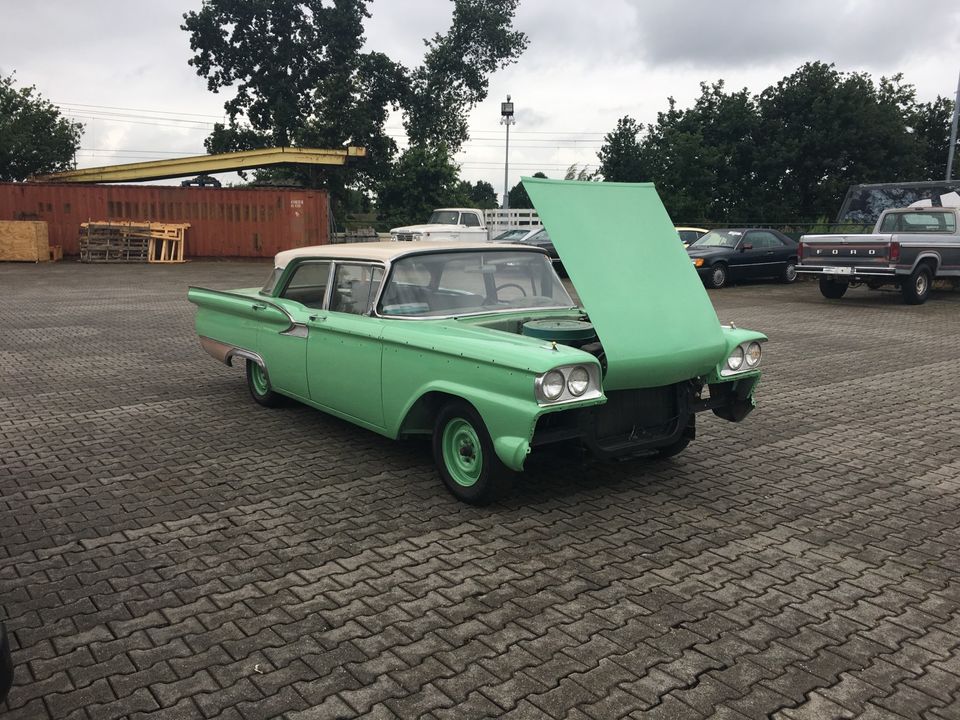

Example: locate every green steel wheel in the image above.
[245,359,284,408]
[433,401,511,505]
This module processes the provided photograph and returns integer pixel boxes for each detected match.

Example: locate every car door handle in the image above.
[309,315,326,322]
[251,303,267,311]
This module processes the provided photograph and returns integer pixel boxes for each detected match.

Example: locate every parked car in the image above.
[189,179,767,505]
[490,227,541,243]
[0,621,13,706]
[676,226,709,246]
[687,228,799,288]
[797,206,960,304]
[505,228,566,277]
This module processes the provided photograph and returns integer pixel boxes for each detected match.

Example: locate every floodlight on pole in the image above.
[501,95,515,209]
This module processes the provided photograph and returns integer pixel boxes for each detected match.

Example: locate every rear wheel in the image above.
[432,401,511,505]
[819,277,848,299]
[901,264,932,305]
[707,263,728,289]
[781,259,798,283]
[246,359,284,407]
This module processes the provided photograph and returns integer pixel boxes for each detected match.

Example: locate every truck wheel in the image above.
[433,401,511,505]
[901,264,932,305]
[781,259,798,283]
[707,263,728,289]
[246,359,285,408]
[819,277,848,299]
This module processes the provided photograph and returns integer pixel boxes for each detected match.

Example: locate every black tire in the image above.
[656,436,691,459]
[432,401,512,505]
[707,263,728,289]
[901,264,932,305]
[781,258,798,283]
[819,277,848,299]
[245,359,285,408]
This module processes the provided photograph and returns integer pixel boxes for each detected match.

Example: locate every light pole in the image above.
[946,69,960,181]
[501,95,515,209]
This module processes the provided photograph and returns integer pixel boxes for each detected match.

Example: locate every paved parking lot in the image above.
[2,260,960,720]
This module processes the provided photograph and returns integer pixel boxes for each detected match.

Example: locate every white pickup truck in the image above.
[391,208,490,242]
[390,207,542,243]
[797,206,960,304]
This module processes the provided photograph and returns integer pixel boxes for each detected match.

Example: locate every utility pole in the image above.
[947,69,960,181]
[501,95,515,209]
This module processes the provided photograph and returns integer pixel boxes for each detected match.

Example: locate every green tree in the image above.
[908,96,954,180]
[753,62,915,220]
[182,0,527,219]
[377,145,465,227]
[603,62,935,223]
[0,73,83,181]
[507,171,547,208]
[460,179,498,209]
[597,116,646,182]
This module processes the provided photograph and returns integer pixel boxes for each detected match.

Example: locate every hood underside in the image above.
[522,177,725,389]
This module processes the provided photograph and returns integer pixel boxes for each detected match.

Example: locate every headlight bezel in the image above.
[720,340,764,377]
[535,364,602,406]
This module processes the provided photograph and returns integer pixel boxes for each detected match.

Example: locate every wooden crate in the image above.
[0,221,50,262]
[49,245,63,262]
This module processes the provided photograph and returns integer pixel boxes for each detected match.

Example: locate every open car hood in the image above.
[523,177,725,390]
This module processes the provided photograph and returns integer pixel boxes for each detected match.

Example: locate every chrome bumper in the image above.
[796,265,898,277]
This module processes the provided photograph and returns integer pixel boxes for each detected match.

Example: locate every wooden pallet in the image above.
[79,222,189,263]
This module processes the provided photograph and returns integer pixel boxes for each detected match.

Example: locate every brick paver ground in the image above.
[2,260,960,720]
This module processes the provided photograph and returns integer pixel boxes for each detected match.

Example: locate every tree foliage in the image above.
[182,0,527,218]
[597,62,955,222]
[0,73,83,181]
[507,171,547,208]
[376,145,464,228]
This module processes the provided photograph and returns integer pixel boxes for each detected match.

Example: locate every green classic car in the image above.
[188,178,766,504]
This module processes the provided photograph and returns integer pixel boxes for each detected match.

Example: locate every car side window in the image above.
[280,261,332,308]
[462,213,481,227]
[330,264,385,316]
[747,232,779,249]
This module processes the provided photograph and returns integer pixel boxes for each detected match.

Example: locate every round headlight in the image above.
[726,346,744,371]
[567,366,590,396]
[541,370,565,400]
[744,342,762,367]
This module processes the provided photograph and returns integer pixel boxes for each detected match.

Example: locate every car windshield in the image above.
[522,229,550,245]
[690,230,742,248]
[427,210,461,224]
[379,250,574,318]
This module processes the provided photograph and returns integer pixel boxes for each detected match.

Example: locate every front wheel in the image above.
[432,401,511,505]
[707,263,728,289]
[246,359,284,408]
[819,277,848,299]
[901,264,932,305]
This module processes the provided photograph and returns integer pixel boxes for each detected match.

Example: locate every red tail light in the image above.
[889,241,900,263]
[797,241,804,262]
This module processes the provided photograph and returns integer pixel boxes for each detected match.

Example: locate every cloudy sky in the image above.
[3,0,959,198]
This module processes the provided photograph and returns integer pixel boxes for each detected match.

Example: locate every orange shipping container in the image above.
[0,183,330,257]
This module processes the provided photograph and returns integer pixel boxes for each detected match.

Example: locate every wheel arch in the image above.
[397,390,467,437]
[912,253,940,274]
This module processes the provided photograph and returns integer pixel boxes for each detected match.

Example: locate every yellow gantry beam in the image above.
[32,146,366,184]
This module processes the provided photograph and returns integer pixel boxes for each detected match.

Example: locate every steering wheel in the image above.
[495,283,527,297]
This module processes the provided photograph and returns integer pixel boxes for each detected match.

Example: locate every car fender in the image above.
[704,327,768,384]
[390,380,603,471]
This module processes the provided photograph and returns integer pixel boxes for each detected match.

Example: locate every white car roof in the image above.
[273,241,534,269]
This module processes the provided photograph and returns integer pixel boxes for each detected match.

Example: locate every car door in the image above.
[726,231,761,279]
[746,231,787,279]
[259,260,333,401]
[306,262,387,427]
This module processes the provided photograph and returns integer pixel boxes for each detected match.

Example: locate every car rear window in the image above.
[879,212,957,233]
